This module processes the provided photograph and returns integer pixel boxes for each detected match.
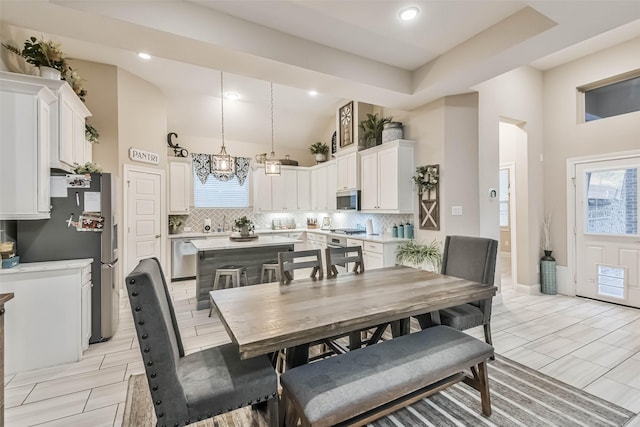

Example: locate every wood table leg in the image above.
[285,344,310,370]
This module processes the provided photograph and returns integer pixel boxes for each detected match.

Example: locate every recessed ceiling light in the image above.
[399,6,419,21]
[224,92,240,101]
[137,52,151,60]
[309,90,318,96]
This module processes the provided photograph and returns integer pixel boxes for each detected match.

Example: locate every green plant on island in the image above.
[234,216,253,229]
[358,113,392,147]
[73,162,103,174]
[396,239,442,272]
[309,142,329,155]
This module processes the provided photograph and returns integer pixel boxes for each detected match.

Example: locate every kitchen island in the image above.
[191,235,300,310]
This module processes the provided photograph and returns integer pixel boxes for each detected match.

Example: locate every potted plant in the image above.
[234,216,254,237]
[396,240,442,272]
[2,36,66,78]
[168,215,182,234]
[309,142,329,162]
[358,113,392,148]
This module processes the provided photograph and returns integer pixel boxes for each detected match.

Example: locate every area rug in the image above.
[122,355,636,427]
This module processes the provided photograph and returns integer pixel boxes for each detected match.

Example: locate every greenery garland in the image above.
[412,164,439,195]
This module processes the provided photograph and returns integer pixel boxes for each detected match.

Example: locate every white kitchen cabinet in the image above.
[0,75,56,220]
[297,169,311,211]
[253,167,273,212]
[57,86,92,170]
[346,238,400,270]
[168,157,193,214]
[336,151,359,190]
[0,259,92,374]
[81,265,92,351]
[326,162,337,211]
[360,140,415,213]
[310,161,337,212]
[253,166,310,212]
[272,168,298,211]
[0,72,92,173]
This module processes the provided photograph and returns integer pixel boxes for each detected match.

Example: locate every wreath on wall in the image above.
[412,165,439,195]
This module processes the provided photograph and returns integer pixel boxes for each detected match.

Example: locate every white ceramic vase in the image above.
[315,153,327,162]
[39,66,61,80]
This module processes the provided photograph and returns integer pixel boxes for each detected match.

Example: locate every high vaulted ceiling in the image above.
[1,1,640,149]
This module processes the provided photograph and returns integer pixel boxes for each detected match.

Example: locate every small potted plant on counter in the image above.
[309,142,329,162]
[168,215,182,234]
[234,216,254,237]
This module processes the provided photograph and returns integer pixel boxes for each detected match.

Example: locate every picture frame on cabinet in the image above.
[339,101,353,147]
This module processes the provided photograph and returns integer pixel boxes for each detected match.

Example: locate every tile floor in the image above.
[4,262,640,426]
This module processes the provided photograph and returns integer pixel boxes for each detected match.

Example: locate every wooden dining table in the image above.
[210,265,496,366]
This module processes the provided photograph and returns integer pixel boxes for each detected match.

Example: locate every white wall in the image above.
[474,66,545,289]
[543,36,640,266]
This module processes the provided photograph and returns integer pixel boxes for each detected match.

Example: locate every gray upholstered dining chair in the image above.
[126,257,279,427]
[417,235,498,348]
[325,246,364,278]
[278,249,323,285]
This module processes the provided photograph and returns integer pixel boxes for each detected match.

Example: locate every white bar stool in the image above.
[209,265,248,317]
[260,260,280,283]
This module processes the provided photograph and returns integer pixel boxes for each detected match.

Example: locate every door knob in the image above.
[155,234,161,238]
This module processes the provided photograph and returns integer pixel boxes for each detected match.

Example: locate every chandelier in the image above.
[211,71,235,174]
[264,82,281,176]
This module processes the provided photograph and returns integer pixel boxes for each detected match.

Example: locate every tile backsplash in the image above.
[175,209,413,236]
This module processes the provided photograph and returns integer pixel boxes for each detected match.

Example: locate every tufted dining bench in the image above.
[280,325,494,427]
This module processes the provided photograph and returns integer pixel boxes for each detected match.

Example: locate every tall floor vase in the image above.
[540,250,557,295]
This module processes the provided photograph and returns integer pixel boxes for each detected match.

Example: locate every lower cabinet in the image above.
[0,259,92,374]
[346,238,400,270]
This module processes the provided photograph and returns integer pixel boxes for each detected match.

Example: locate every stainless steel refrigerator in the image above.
[17,173,119,343]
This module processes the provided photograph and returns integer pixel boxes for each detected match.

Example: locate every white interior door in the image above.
[125,166,164,276]
[575,157,639,308]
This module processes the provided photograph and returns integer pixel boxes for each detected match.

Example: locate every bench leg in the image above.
[280,387,300,427]
[478,360,491,416]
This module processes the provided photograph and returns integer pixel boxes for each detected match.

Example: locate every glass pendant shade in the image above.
[265,82,281,176]
[212,145,234,174]
[264,152,281,176]
[211,71,235,174]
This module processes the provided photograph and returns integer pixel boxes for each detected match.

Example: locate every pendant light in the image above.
[264,82,281,176]
[211,71,235,174]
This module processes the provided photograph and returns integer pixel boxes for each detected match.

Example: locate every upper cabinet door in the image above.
[297,170,311,211]
[0,75,57,219]
[51,84,92,172]
[377,147,398,210]
[360,152,378,210]
[337,152,359,190]
[326,162,337,211]
[168,158,193,214]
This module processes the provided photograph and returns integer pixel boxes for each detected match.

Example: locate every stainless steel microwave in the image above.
[336,190,361,210]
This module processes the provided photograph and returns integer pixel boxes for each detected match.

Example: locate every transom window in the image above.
[580,71,640,122]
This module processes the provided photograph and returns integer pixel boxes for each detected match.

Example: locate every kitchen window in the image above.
[193,170,249,208]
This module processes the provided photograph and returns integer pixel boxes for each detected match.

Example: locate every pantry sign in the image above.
[129,147,160,165]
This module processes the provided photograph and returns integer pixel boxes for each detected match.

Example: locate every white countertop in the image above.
[0,258,93,275]
[168,229,306,239]
[305,229,408,244]
[169,228,409,244]
[191,235,301,251]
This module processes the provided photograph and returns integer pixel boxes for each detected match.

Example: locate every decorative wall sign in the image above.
[339,101,353,147]
[415,164,440,230]
[129,147,160,165]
